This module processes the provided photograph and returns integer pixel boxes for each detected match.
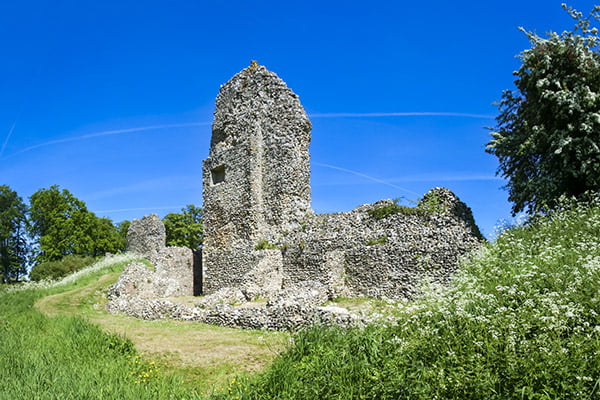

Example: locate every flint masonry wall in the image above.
[203,62,481,299]
[123,214,196,297]
[201,63,484,300]
[279,188,483,299]
[107,63,485,328]
[202,63,312,294]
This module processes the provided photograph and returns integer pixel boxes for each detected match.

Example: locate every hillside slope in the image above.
[215,199,600,399]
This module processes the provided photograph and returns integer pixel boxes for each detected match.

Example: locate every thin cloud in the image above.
[390,173,504,183]
[6,122,212,158]
[85,177,197,201]
[313,161,420,196]
[309,112,494,119]
[94,206,184,214]
[0,120,18,158]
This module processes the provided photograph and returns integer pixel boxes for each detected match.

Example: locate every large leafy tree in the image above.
[487,4,600,215]
[29,185,124,263]
[116,220,130,250]
[0,185,29,283]
[163,205,203,250]
[88,217,126,256]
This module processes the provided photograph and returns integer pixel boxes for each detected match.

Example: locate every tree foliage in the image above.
[28,185,125,263]
[0,185,29,283]
[116,220,130,247]
[163,205,203,250]
[487,4,600,215]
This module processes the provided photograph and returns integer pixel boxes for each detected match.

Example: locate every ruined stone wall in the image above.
[278,187,482,299]
[127,214,166,257]
[202,63,312,293]
[116,214,196,298]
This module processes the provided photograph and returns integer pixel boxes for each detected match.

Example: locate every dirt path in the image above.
[35,272,288,391]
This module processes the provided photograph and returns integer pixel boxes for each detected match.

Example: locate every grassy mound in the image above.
[214,200,600,399]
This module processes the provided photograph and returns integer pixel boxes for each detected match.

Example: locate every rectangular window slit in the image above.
[211,165,225,185]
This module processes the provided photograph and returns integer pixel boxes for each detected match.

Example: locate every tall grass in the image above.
[4,253,138,293]
[0,257,202,400]
[214,199,600,399]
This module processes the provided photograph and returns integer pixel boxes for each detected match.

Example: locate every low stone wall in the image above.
[106,278,362,330]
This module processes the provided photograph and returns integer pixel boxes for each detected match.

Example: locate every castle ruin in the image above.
[106,63,483,329]
[202,63,312,294]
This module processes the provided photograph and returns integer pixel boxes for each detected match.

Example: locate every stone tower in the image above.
[202,62,312,294]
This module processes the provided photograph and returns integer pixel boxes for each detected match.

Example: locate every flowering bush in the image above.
[5,253,138,292]
[487,4,600,215]
[231,198,600,399]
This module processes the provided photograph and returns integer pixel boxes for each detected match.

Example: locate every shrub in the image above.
[29,254,96,281]
[366,236,387,246]
[367,199,425,220]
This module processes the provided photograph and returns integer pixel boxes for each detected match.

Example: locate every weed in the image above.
[417,191,447,213]
[366,236,387,246]
[254,240,278,250]
[140,259,156,272]
[368,199,425,220]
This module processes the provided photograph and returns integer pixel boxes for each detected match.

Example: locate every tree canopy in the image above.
[487,4,600,215]
[28,185,125,263]
[163,205,203,250]
[0,185,29,282]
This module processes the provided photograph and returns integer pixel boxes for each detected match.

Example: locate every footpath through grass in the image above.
[213,199,600,399]
[0,255,286,399]
[0,256,202,399]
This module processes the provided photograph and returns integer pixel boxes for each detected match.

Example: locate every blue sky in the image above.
[1,0,595,239]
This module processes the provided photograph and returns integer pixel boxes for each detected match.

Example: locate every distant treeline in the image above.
[0,184,202,283]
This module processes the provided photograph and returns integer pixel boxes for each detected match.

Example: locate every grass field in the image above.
[2,198,599,399]
[0,256,286,399]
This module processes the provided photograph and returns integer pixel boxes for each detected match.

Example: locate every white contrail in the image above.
[7,122,211,157]
[4,112,494,158]
[94,206,185,214]
[390,173,503,183]
[313,161,420,196]
[0,120,18,159]
[309,112,494,119]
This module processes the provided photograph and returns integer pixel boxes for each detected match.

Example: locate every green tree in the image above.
[487,4,600,215]
[28,185,125,264]
[163,205,203,250]
[116,220,130,250]
[89,217,126,256]
[0,185,29,283]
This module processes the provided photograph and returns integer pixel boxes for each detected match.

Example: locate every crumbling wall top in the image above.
[211,61,311,151]
[126,214,166,256]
